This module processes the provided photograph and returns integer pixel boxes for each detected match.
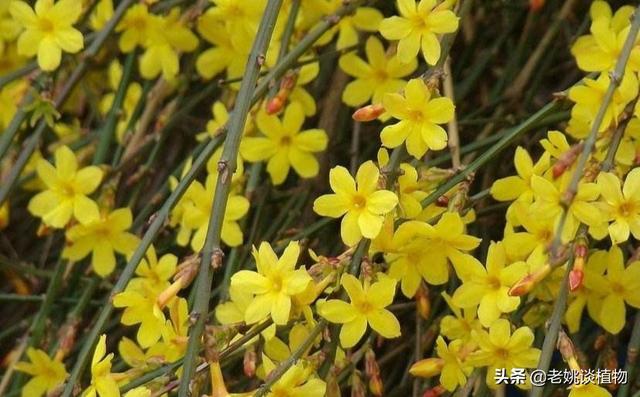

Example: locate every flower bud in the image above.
[422,385,446,397]
[352,104,384,122]
[508,264,551,296]
[416,285,431,320]
[243,347,257,378]
[409,358,445,378]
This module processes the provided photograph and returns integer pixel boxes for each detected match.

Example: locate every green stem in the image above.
[178,1,284,395]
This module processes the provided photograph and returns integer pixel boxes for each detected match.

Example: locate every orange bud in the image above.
[265,96,286,115]
[568,267,584,292]
[416,285,431,319]
[352,104,385,122]
[436,195,449,207]
[369,375,384,396]
[508,264,551,296]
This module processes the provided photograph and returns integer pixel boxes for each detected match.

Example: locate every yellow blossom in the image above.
[339,36,417,107]
[468,319,541,389]
[63,208,140,277]
[116,4,153,52]
[318,273,400,348]
[379,0,459,64]
[83,335,119,397]
[410,336,473,391]
[381,78,455,159]
[452,242,527,327]
[311,0,382,50]
[571,1,640,73]
[313,161,398,246]
[597,169,640,244]
[10,0,84,71]
[230,241,312,325]
[15,348,68,397]
[28,145,103,228]
[583,246,640,334]
[240,103,328,185]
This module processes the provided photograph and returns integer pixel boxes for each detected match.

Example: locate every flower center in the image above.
[487,276,501,290]
[355,299,373,314]
[611,281,625,295]
[280,135,292,146]
[618,201,636,217]
[270,274,284,292]
[352,194,367,209]
[373,68,389,82]
[38,17,55,33]
[409,110,424,122]
[494,348,510,360]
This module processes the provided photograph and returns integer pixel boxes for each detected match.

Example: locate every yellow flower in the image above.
[490,147,550,203]
[113,285,166,348]
[421,211,481,285]
[147,298,189,363]
[318,273,400,348]
[28,145,103,228]
[83,335,119,397]
[230,241,312,325]
[468,319,541,389]
[310,0,382,50]
[381,78,455,159]
[339,36,417,107]
[439,293,482,343]
[571,1,640,73]
[131,245,177,292]
[313,161,398,246]
[0,1,22,54]
[396,163,428,219]
[410,336,473,392]
[15,348,68,397]
[530,174,603,241]
[10,0,84,71]
[63,208,140,277]
[452,242,527,327]
[116,4,154,52]
[597,169,640,244]
[583,246,640,334]
[240,103,328,185]
[567,72,638,137]
[139,9,198,80]
[380,0,459,64]
[257,361,326,397]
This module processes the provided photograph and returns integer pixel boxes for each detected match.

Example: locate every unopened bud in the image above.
[351,372,366,397]
[508,264,551,296]
[416,285,431,319]
[157,254,200,309]
[55,320,79,361]
[569,240,588,292]
[369,375,384,396]
[352,104,384,122]
[435,195,449,207]
[243,347,257,378]
[266,72,298,115]
[409,358,445,378]
[552,143,582,179]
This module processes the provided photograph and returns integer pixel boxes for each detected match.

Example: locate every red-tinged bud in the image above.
[369,375,384,397]
[352,104,385,122]
[416,285,431,320]
[55,320,79,361]
[530,0,545,12]
[552,143,582,179]
[243,347,257,378]
[422,385,446,397]
[508,264,551,296]
[409,358,445,378]
[265,96,286,115]
[436,195,449,207]
[568,268,584,292]
[594,334,607,351]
